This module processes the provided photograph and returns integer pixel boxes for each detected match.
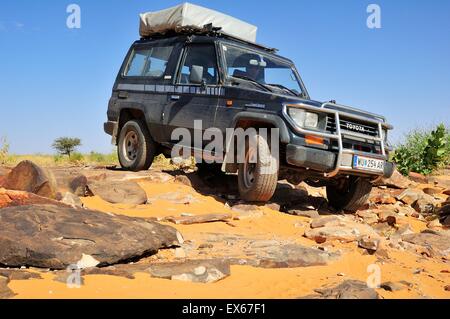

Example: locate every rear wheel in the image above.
[237,133,278,202]
[326,177,373,212]
[118,119,156,172]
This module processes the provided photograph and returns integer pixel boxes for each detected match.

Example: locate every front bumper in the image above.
[283,102,393,178]
[286,144,394,178]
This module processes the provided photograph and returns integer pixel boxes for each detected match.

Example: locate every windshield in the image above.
[222,44,304,96]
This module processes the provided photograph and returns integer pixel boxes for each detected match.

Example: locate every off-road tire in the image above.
[118,119,156,172]
[326,177,373,212]
[238,133,278,202]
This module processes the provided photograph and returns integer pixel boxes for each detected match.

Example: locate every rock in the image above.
[87,180,147,205]
[147,259,230,283]
[265,203,281,211]
[376,170,415,189]
[69,175,88,196]
[3,161,57,199]
[408,172,428,184]
[380,281,407,292]
[356,210,379,225]
[311,216,345,228]
[396,188,423,205]
[60,192,83,208]
[306,217,380,243]
[402,231,450,257]
[174,175,192,187]
[146,171,175,183]
[442,215,450,227]
[377,210,397,226]
[0,269,42,281]
[443,189,450,196]
[428,176,450,189]
[253,244,339,268]
[233,210,264,220]
[306,280,379,299]
[305,226,362,243]
[358,236,380,252]
[286,209,320,219]
[0,276,15,299]
[413,198,437,215]
[427,219,442,229]
[231,204,261,213]
[370,193,397,205]
[0,188,68,209]
[445,285,450,292]
[0,205,181,269]
[423,187,444,196]
[148,192,199,205]
[163,213,232,225]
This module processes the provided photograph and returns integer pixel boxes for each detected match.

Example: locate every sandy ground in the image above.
[6,177,450,299]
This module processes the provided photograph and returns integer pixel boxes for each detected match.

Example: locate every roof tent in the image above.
[139,3,258,43]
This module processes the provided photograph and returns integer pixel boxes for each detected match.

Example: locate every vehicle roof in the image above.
[134,32,294,65]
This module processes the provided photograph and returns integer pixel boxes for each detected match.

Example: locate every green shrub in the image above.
[69,152,85,164]
[393,124,449,175]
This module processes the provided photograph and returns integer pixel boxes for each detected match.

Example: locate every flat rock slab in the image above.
[3,161,57,199]
[163,213,232,225]
[147,259,230,283]
[0,269,42,281]
[0,276,15,299]
[87,180,147,205]
[402,231,450,257]
[247,244,339,268]
[302,280,379,299]
[0,205,182,269]
[0,188,69,209]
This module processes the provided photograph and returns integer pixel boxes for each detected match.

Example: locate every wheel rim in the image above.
[243,147,257,189]
[123,130,140,163]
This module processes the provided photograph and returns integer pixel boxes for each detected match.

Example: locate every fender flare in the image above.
[230,112,291,144]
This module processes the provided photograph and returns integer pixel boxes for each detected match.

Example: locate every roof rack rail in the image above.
[140,25,278,53]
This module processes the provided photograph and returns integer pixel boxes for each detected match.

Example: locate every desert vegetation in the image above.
[393,123,450,176]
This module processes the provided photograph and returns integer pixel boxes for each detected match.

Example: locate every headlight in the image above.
[288,108,319,129]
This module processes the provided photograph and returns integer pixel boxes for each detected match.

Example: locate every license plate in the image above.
[353,155,385,172]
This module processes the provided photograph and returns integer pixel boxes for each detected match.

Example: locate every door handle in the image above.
[170,95,180,101]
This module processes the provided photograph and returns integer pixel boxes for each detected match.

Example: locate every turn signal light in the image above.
[305,135,324,146]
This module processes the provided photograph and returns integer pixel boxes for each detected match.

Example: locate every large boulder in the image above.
[375,170,416,189]
[3,161,57,199]
[87,180,148,205]
[0,205,182,269]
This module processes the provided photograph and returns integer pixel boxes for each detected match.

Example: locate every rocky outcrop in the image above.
[0,205,182,269]
[87,180,148,205]
[3,161,57,199]
[0,188,68,209]
[0,276,15,299]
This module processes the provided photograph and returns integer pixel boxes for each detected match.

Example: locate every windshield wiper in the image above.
[231,75,273,93]
[267,83,300,97]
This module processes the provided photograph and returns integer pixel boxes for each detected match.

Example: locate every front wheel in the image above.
[326,177,373,212]
[237,133,278,202]
[118,119,156,172]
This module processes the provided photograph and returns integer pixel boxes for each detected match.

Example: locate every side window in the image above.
[124,45,174,78]
[178,45,219,85]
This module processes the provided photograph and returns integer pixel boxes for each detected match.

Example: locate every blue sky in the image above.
[0,0,449,154]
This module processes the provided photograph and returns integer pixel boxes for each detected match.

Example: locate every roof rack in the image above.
[140,24,278,53]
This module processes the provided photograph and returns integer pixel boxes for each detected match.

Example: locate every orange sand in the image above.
[7,179,450,299]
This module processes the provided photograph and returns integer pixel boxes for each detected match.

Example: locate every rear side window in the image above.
[124,46,174,78]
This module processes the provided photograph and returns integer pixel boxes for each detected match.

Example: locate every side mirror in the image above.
[189,65,204,84]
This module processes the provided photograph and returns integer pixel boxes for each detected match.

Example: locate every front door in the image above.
[162,44,223,160]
